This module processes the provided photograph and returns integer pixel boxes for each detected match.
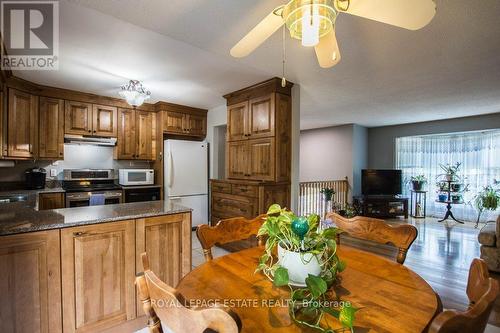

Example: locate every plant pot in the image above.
[277,244,321,285]
[445,174,454,181]
[451,194,462,203]
[438,194,448,202]
[450,183,463,192]
[412,181,424,191]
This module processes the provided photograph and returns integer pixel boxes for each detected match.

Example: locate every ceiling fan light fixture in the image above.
[119,80,151,107]
[283,0,337,46]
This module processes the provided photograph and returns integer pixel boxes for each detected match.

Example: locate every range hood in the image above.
[64,134,117,146]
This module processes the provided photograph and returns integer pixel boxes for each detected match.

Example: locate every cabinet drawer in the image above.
[232,184,258,197]
[211,182,231,194]
[212,194,256,219]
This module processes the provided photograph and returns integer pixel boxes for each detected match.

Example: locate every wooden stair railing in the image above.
[298,178,349,217]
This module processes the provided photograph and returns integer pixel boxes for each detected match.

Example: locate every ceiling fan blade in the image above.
[230,10,285,58]
[341,0,436,30]
[314,29,341,68]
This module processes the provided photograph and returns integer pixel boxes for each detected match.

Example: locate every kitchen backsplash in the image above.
[0,144,151,182]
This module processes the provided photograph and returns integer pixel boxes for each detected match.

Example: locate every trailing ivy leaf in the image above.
[291,288,308,301]
[322,227,341,240]
[337,260,346,273]
[305,274,327,299]
[339,303,358,329]
[267,204,282,215]
[320,306,340,319]
[273,266,289,287]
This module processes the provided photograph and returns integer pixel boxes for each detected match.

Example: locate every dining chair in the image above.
[136,253,242,333]
[197,214,267,261]
[325,212,418,264]
[428,258,499,333]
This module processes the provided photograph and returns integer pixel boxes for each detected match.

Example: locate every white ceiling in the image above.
[16,0,500,129]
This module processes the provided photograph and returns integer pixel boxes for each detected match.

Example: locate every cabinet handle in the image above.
[239,189,248,192]
[88,130,91,133]
[73,231,87,237]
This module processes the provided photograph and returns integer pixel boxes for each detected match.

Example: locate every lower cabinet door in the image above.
[135,213,192,316]
[61,221,136,332]
[0,230,62,333]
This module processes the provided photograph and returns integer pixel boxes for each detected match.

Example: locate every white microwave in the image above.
[119,169,154,186]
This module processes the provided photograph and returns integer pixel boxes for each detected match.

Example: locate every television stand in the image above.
[354,195,409,219]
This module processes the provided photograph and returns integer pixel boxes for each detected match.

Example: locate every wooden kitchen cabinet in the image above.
[135,110,155,160]
[0,230,62,333]
[38,192,65,210]
[135,213,191,315]
[163,111,185,134]
[92,104,118,137]
[210,179,290,226]
[61,220,136,332]
[117,108,155,160]
[227,101,248,141]
[39,97,64,159]
[7,88,38,158]
[224,79,292,182]
[64,100,93,135]
[156,102,207,139]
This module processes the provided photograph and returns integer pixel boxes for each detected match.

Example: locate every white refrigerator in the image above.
[164,139,208,227]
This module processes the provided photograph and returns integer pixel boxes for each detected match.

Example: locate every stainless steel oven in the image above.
[62,169,123,208]
[65,190,123,208]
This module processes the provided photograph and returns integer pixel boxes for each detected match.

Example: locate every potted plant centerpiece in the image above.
[257,204,357,331]
[320,187,335,218]
[410,175,427,191]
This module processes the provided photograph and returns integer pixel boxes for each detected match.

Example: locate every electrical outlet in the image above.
[50,169,57,177]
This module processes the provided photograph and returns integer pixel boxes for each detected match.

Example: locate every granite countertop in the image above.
[0,200,192,236]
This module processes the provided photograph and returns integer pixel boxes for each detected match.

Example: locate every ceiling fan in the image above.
[230,0,437,68]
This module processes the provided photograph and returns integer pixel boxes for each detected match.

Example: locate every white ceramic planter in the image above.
[277,244,321,285]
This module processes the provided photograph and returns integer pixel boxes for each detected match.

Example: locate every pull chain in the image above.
[281,24,286,88]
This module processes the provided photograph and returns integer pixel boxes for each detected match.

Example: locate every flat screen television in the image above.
[362,169,402,196]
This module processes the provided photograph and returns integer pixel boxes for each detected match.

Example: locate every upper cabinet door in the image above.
[186,114,206,137]
[39,97,64,159]
[247,94,275,139]
[7,88,38,158]
[227,101,248,142]
[247,137,275,181]
[65,101,92,135]
[163,111,186,134]
[135,111,154,160]
[92,104,117,137]
[117,108,136,160]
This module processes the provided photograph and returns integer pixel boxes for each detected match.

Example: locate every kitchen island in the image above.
[0,200,192,332]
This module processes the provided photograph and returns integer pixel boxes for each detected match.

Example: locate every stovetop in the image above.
[62,181,122,193]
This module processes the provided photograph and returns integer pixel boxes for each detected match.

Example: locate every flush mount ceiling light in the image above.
[119,80,151,107]
[230,0,436,68]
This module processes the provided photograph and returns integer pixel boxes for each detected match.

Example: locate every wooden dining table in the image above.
[177,245,441,332]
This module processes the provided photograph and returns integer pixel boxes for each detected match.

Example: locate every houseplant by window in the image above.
[320,188,336,218]
[410,175,427,191]
[256,204,357,331]
[439,162,461,181]
[473,182,500,226]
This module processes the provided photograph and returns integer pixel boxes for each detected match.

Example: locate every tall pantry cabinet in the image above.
[210,78,293,225]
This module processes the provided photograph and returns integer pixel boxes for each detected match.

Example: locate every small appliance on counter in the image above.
[119,169,154,186]
[25,167,47,189]
[122,185,161,203]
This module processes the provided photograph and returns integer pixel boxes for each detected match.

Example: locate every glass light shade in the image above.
[283,0,337,45]
[119,80,151,107]
[301,5,320,47]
